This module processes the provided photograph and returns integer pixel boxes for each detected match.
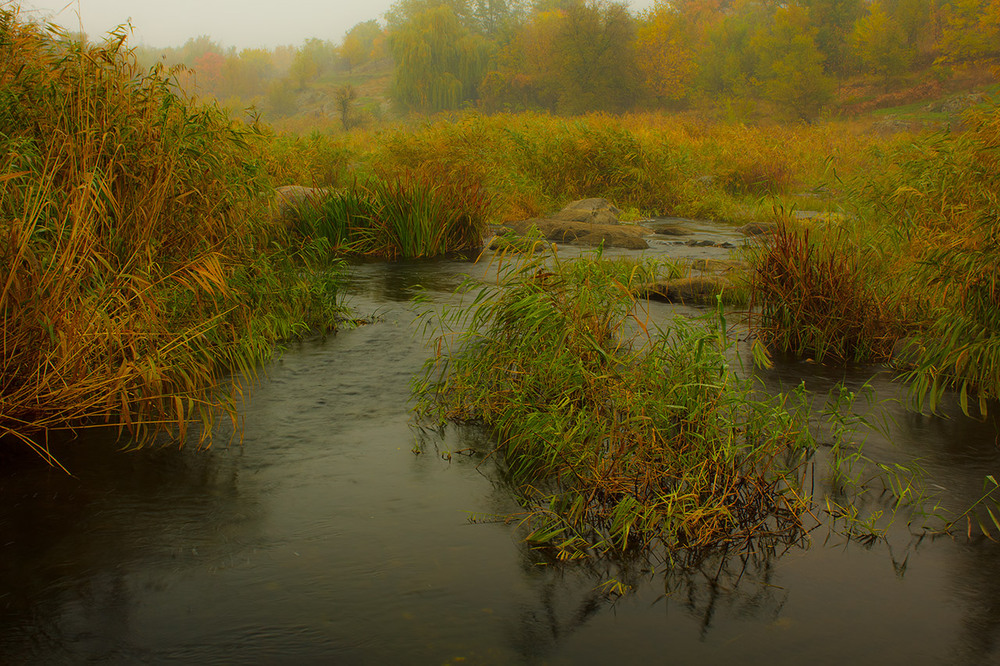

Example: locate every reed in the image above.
[273,110,892,227]
[292,170,493,259]
[0,11,344,460]
[878,107,1000,414]
[748,220,909,363]
[414,251,819,558]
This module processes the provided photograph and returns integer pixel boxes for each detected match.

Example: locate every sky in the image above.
[18,0,660,50]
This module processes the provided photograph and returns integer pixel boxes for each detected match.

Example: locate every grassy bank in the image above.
[748,103,1000,413]
[269,111,906,226]
[0,12,344,460]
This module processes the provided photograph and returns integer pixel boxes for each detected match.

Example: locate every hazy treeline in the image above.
[133,19,387,121]
[133,0,999,123]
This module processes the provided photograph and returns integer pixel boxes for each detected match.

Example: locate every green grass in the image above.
[414,251,820,559]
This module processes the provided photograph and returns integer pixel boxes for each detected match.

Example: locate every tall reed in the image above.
[748,220,909,363]
[0,11,344,460]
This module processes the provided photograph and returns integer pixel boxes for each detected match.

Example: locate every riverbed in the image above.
[2,221,999,664]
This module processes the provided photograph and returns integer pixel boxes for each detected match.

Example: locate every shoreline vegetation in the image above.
[0,12,345,463]
[3,8,1000,553]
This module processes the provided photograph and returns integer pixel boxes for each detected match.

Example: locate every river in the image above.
[2,221,999,664]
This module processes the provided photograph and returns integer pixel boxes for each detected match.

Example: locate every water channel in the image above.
[2,221,999,664]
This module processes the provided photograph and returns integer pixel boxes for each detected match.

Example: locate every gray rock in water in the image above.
[654,225,691,236]
[639,277,727,305]
[506,215,650,250]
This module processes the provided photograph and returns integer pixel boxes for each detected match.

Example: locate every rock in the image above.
[574,230,649,250]
[274,185,333,225]
[653,225,691,236]
[550,198,621,225]
[737,221,776,236]
[506,216,650,250]
[684,239,717,247]
[639,277,727,305]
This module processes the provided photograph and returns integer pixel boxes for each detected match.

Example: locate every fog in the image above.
[19,0,658,49]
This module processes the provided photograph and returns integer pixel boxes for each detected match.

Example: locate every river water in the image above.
[2,221,1000,664]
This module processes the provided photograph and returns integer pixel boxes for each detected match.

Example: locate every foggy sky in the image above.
[18,0,659,49]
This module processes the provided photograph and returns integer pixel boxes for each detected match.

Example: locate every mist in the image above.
[20,0,659,48]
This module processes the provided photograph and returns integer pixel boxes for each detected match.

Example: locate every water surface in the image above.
[2,224,999,664]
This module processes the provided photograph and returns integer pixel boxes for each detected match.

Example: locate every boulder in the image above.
[507,217,650,249]
[653,225,691,236]
[550,198,622,226]
[639,277,727,305]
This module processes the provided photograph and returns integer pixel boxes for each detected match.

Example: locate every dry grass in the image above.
[0,11,344,461]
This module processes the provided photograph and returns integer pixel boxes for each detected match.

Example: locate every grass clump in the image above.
[748,221,909,363]
[292,171,493,259]
[0,12,344,461]
[414,252,818,559]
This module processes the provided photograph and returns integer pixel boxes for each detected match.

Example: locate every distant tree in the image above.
[799,0,865,74]
[335,84,360,130]
[754,5,835,119]
[177,35,226,66]
[192,51,226,91]
[217,48,274,99]
[551,1,640,113]
[937,0,1000,65]
[290,38,337,89]
[479,8,564,111]
[340,20,384,72]
[388,2,493,112]
[695,12,759,101]
[472,0,530,36]
[636,3,696,103]
[386,0,477,31]
[851,2,914,83]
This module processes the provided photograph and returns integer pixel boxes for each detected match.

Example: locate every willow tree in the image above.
[388,2,493,112]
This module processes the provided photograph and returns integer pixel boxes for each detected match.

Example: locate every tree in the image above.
[340,20,384,72]
[192,51,226,92]
[799,0,865,75]
[335,84,360,130]
[937,0,1000,65]
[636,3,696,103]
[290,38,337,90]
[388,2,493,112]
[851,2,914,83]
[551,1,640,113]
[478,8,565,111]
[753,5,834,120]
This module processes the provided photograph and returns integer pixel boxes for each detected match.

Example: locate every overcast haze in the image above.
[19,1,659,49]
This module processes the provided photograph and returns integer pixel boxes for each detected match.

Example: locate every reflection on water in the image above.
[2,235,1000,664]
